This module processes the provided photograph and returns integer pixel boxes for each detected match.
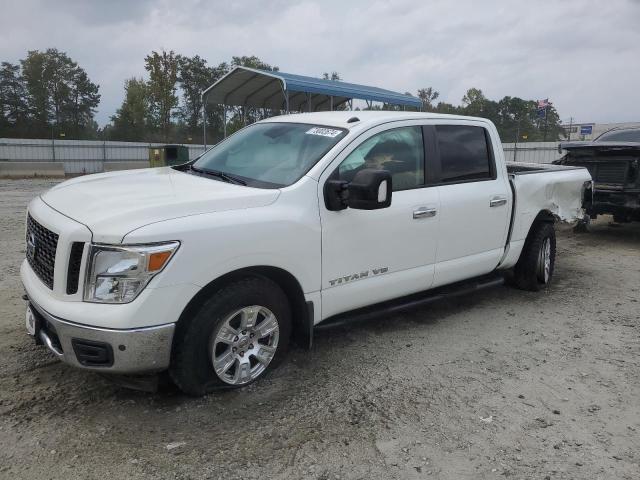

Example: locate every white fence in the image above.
[0,138,206,174]
[1,138,563,175]
[502,141,563,164]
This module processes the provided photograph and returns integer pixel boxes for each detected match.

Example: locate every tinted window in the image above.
[337,126,424,191]
[596,129,640,142]
[436,125,493,182]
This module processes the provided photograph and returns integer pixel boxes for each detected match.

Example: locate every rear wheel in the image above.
[513,221,556,291]
[170,277,291,396]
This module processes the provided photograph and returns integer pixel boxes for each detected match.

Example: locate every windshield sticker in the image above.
[306,127,343,138]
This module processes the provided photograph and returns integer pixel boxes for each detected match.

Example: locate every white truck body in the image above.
[21,112,591,384]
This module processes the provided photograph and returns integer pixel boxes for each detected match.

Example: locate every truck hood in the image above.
[41,167,280,243]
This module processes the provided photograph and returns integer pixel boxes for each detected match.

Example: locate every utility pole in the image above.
[51,124,56,162]
[567,116,573,141]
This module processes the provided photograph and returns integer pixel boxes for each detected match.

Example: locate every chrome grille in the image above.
[26,214,58,289]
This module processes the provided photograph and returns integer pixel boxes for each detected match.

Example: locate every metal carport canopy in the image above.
[202,66,422,111]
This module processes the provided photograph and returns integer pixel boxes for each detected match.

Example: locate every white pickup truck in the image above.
[21,112,591,395]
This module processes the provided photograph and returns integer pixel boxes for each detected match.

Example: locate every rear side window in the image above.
[436,125,493,183]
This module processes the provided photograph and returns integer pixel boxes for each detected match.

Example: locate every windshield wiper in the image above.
[189,165,247,185]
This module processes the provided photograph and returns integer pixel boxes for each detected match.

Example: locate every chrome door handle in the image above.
[413,207,437,219]
[490,197,507,208]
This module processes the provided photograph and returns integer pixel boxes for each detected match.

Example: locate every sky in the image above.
[1,0,639,126]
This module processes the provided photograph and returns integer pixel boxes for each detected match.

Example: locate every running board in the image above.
[317,273,505,329]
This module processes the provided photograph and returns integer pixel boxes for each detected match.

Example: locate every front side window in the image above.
[194,123,347,188]
[337,126,425,191]
[436,125,493,183]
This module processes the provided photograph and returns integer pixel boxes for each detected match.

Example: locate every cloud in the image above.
[1,0,638,126]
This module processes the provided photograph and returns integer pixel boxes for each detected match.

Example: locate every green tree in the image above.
[417,87,439,111]
[65,66,100,138]
[145,50,179,141]
[0,62,29,136]
[322,72,341,81]
[461,87,490,116]
[231,56,278,72]
[20,48,100,138]
[225,56,279,134]
[177,55,228,143]
[108,77,149,141]
[434,101,462,114]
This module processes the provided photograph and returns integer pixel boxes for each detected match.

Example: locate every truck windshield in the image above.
[193,122,347,188]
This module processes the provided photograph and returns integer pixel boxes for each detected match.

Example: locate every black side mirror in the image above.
[324,169,392,211]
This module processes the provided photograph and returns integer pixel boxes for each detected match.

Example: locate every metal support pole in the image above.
[202,97,207,149]
[330,96,333,111]
[514,118,520,162]
[285,91,290,113]
[223,104,227,138]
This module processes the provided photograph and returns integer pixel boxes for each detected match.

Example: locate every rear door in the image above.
[430,122,512,287]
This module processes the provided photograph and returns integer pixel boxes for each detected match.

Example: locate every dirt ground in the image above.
[0,178,639,480]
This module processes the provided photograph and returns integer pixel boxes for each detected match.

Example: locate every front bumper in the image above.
[27,297,175,374]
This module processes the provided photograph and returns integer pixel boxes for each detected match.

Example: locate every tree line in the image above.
[415,87,563,142]
[0,48,564,143]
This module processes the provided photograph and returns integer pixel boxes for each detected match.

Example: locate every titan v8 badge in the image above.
[329,267,388,287]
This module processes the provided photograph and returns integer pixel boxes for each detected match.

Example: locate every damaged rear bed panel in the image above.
[499,162,591,269]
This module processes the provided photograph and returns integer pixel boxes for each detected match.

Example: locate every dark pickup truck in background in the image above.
[554,126,640,223]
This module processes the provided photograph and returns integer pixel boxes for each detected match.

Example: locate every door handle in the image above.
[490,197,507,208]
[413,207,437,219]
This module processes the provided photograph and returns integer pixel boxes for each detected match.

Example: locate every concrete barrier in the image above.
[103,161,150,172]
[0,161,65,178]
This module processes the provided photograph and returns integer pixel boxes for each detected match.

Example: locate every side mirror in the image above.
[324,169,392,211]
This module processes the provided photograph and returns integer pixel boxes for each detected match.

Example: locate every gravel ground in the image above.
[1,179,639,480]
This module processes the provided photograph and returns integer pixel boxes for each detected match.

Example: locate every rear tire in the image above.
[513,221,556,292]
[170,276,291,396]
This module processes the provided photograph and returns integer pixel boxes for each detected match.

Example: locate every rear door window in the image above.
[436,125,494,183]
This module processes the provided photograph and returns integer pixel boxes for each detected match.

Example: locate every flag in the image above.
[537,98,550,109]
[537,98,551,119]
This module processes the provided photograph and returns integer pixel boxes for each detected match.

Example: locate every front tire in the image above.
[170,276,291,396]
[513,221,556,291]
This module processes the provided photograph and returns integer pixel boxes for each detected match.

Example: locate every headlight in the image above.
[84,242,179,303]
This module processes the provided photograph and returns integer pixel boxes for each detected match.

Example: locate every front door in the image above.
[319,123,440,320]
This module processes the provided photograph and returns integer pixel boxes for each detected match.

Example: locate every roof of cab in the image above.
[259,111,491,130]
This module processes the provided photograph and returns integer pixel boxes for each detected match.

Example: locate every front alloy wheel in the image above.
[169,276,291,396]
[211,306,280,385]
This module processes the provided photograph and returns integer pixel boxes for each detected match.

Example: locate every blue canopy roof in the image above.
[202,66,421,111]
